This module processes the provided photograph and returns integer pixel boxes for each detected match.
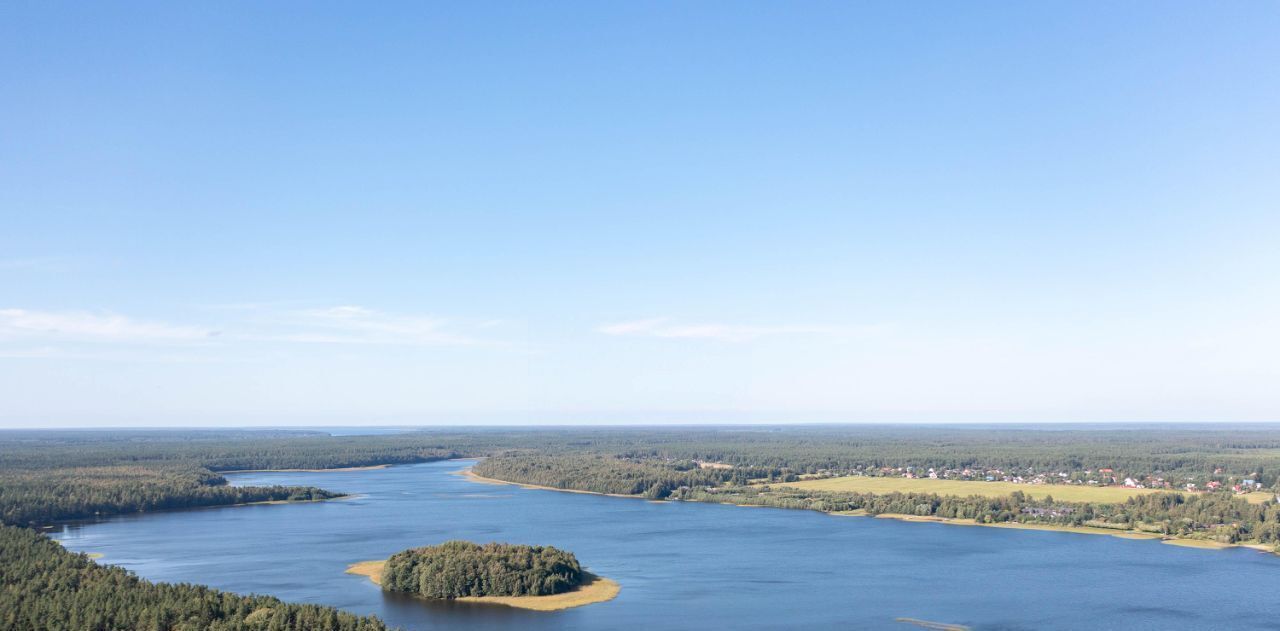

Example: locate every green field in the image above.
[1243,491,1278,505]
[772,476,1173,503]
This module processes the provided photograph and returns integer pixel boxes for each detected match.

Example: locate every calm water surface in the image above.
[53,460,1280,630]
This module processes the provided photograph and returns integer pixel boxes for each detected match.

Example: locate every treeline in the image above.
[381,541,583,598]
[8,425,1280,485]
[670,486,1280,545]
[473,454,749,499]
[0,524,386,631]
[475,451,1280,546]
[0,431,462,472]
[6,425,1280,528]
[602,427,1280,485]
[0,430,465,527]
[0,464,338,527]
[464,426,1280,493]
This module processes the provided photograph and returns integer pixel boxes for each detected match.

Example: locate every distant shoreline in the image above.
[862,513,1267,551]
[220,464,391,474]
[461,468,1278,556]
[238,493,360,507]
[460,468,642,499]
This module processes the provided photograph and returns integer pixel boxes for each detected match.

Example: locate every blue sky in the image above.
[2,2,1278,426]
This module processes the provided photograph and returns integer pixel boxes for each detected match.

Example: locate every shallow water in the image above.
[53,460,1280,630]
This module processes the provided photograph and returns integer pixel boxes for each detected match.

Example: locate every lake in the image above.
[53,460,1280,630]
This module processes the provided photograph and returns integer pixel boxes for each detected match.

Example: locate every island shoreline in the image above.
[344,559,620,611]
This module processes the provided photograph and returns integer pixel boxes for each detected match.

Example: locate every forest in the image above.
[5,425,1280,527]
[474,451,1280,547]
[0,464,339,526]
[0,430,463,526]
[672,484,1280,544]
[10,426,1280,480]
[0,524,386,631]
[473,453,748,499]
[380,541,584,599]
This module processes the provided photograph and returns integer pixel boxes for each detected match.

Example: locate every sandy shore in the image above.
[237,494,360,507]
[460,469,642,499]
[345,560,620,611]
[868,512,1276,553]
[896,617,971,631]
[220,465,391,474]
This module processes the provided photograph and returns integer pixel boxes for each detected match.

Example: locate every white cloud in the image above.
[597,318,671,336]
[0,257,58,271]
[0,305,498,359]
[256,305,481,346]
[310,305,376,319]
[597,318,876,343]
[0,309,215,343]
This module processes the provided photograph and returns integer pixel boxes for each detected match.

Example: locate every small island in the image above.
[345,541,619,611]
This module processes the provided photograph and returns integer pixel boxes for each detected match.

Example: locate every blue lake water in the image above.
[53,460,1280,630]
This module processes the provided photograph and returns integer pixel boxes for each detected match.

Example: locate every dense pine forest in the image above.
[380,541,584,598]
[0,464,339,527]
[0,524,386,631]
[0,431,466,526]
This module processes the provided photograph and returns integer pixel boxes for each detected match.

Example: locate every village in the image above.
[801,464,1280,502]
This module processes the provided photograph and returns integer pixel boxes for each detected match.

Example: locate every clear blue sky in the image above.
[2,2,1278,427]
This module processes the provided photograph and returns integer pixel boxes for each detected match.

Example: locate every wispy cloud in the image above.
[596,317,879,343]
[0,257,62,271]
[0,305,497,357]
[597,318,671,336]
[248,305,483,346]
[0,309,216,343]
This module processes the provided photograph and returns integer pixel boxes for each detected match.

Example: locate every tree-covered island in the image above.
[384,541,583,597]
[346,541,619,611]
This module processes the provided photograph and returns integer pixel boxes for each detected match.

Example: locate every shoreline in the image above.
[344,559,620,611]
[238,493,361,507]
[864,513,1276,554]
[220,464,392,474]
[459,468,644,499]
[460,468,1277,556]
[41,493,360,531]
